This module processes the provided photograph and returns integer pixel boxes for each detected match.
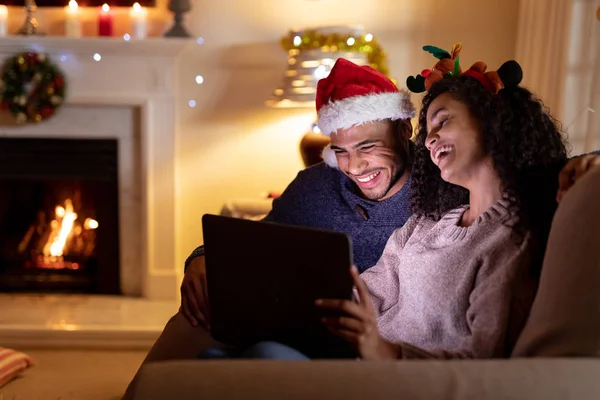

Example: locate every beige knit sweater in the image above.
[361,200,538,359]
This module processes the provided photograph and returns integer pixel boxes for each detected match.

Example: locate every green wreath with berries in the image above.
[0,51,66,124]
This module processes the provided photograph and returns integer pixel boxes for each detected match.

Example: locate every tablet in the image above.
[202,214,355,356]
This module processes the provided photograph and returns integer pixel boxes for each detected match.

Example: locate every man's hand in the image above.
[557,154,600,203]
[180,255,210,328]
[316,266,399,360]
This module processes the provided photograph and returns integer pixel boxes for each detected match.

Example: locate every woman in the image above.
[244,61,568,360]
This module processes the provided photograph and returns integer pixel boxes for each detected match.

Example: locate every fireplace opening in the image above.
[0,138,120,294]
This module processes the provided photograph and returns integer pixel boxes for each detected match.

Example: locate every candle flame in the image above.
[68,0,78,11]
[101,3,110,12]
[133,2,141,11]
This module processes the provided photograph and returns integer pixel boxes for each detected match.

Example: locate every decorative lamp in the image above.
[267,26,391,167]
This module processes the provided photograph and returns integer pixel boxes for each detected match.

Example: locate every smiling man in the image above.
[176,59,417,331]
[199,58,415,272]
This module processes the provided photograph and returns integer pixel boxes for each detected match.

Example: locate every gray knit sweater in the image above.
[361,199,538,359]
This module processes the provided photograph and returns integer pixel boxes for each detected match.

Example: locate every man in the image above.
[123,59,417,399]
[181,58,417,328]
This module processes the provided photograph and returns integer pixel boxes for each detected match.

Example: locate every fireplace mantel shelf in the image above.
[0,36,193,58]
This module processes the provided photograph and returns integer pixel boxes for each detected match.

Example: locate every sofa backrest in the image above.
[512,166,600,357]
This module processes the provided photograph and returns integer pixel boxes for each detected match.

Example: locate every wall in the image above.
[1,0,521,279]
[562,0,600,155]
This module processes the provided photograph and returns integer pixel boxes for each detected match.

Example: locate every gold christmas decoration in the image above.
[268,27,394,108]
[280,29,390,78]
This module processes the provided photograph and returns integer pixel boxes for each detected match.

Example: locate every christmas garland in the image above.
[280,29,390,78]
[0,51,66,124]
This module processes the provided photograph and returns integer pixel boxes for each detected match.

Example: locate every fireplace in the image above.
[0,138,120,294]
[0,37,189,300]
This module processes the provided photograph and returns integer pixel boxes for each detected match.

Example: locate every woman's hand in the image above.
[557,154,600,203]
[316,266,399,360]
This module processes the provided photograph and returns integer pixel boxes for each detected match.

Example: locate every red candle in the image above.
[98,3,113,36]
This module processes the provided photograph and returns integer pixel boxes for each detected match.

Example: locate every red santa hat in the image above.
[316,58,416,168]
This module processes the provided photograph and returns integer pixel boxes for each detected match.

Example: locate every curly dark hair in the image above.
[412,75,567,248]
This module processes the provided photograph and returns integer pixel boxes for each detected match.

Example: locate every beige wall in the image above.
[2,0,520,275]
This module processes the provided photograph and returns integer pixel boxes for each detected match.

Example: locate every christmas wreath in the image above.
[0,51,66,124]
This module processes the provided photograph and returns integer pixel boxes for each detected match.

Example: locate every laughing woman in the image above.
[313,60,568,360]
[245,58,568,360]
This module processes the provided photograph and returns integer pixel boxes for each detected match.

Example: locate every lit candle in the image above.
[65,0,81,38]
[129,2,147,39]
[0,5,7,37]
[98,3,113,37]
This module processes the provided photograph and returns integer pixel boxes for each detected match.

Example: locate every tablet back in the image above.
[202,214,354,355]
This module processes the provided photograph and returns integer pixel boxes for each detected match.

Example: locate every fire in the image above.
[35,198,98,269]
[46,199,77,257]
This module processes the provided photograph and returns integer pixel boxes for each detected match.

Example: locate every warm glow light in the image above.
[84,218,99,230]
[101,3,110,12]
[313,65,330,80]
[346,37,355,46]
[291,87,316,95]
[130,1,147,20]
[195,75,204,84]
[68,0,78,12]
[300,60,320,68]
[293,35,302,46]
[49,319,79,331]
[291,80,306,87]
[0,5,7,17]
[365,33,373,42]
[93,53,102,61]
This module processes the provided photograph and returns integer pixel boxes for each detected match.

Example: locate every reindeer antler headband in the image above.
[406,43,523,95]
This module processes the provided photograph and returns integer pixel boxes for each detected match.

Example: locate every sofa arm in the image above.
[133,359,600,400]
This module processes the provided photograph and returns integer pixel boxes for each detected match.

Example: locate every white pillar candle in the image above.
[130,2,147,39]
[0,5,8,37]
[65,0,82,38]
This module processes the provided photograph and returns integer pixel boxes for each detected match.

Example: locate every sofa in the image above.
[129,166,600,399]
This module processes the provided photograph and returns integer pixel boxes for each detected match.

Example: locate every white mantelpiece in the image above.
[0,36,192,300]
